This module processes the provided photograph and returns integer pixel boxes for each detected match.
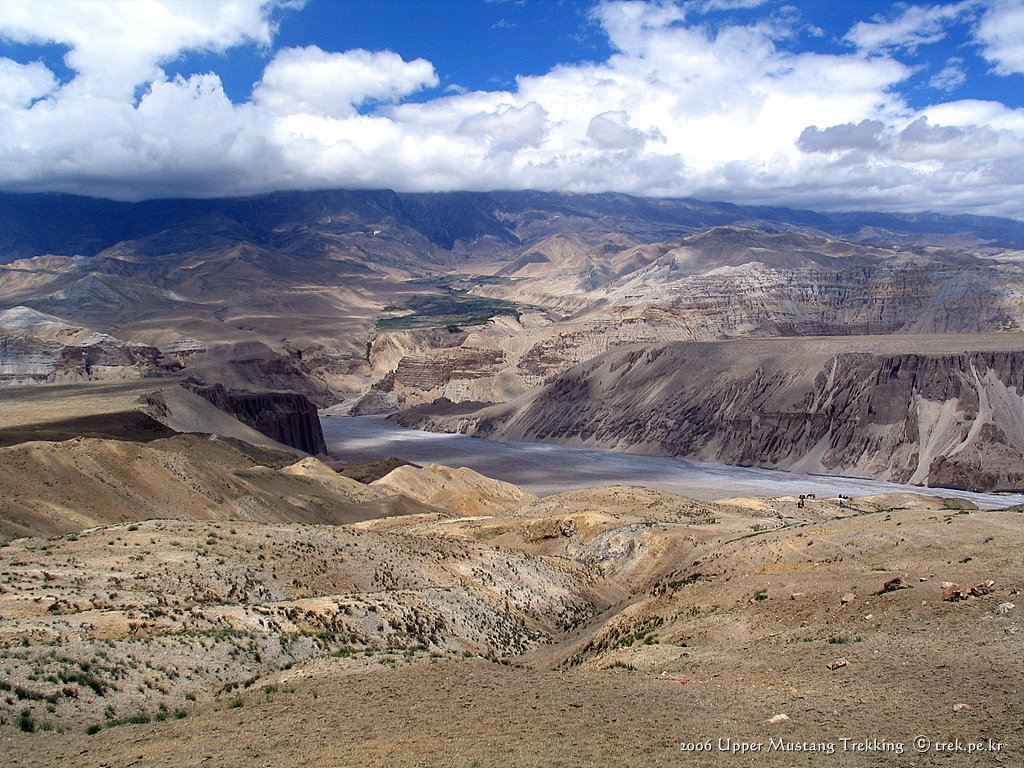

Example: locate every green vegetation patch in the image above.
[376,293,521,331]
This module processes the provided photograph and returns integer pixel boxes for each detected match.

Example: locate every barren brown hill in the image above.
[2,480,1021,767]
[0,380,302,449]
[0,435,449,538]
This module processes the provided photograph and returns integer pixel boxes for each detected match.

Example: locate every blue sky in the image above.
[0,1,1021,218]
[145,1,1024,109]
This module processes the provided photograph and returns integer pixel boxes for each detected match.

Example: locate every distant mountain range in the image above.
[2,189,1022,263]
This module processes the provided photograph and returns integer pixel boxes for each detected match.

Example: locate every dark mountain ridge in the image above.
[2,189,1021,263]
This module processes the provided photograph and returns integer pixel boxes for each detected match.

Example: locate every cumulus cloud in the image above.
[458,102,548,152]
[0,0,1021,219]
[0,58,57,108]
[0,0,281,100]
[795,112,1021,203]
[798,120,886,153]
[587,111,651,150]
[255,46,437,118]
[975,0,1024,75]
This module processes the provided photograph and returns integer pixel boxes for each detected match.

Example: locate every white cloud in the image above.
[845,2,974,54]
[798,120,886,153]
[0,0,281,100]
[0,0,1020,220]
[975,0,1024,75]
[587,110,650,150]
[695,0,770,12]
[254,46,437,118]
[593,0,687,56]
[929,57,968,90]
[0,72,277,200]
[458,102,548,152]
[0,58,57,108]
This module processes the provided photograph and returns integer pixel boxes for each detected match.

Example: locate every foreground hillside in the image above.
[2,477,1021,767]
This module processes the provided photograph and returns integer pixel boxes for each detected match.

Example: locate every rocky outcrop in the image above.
[400,335,1024,493]
[352,346,507,414]
[191,383,327,455]
[603,259,1023,337]
[0,306,173,383]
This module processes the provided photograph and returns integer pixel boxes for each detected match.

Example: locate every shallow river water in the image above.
[322,416,1024,510]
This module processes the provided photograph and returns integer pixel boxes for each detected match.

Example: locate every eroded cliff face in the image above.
[353,343,512,415]
[354,252,1024,415]
[0,307,176,383]
[190,384,327,455]
[400,336,1024,493]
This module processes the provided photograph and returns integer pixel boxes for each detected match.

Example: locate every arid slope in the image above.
[2,482,1021,767]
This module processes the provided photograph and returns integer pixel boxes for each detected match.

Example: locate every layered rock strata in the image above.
[398,335,1024,492]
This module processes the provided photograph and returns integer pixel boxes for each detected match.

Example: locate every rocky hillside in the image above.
[398,334,1024,493]
[3,476,1021,767]
[0,306,180,384]
[357,263,1024,414]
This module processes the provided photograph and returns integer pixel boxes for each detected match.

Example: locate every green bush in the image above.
[18,709,35,733]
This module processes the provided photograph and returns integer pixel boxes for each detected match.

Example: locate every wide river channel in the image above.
[322,416,1024,510]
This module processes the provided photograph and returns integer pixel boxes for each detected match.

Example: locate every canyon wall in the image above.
[191,384,328,455]
[356,255,1024,414]
[398,335,1024,492]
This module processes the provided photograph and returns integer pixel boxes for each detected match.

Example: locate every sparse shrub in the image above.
[105,713,150,727]
[58,668,106,696]
[827,635,862,645]
[606,661,637,671]
[18,709,35,732]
